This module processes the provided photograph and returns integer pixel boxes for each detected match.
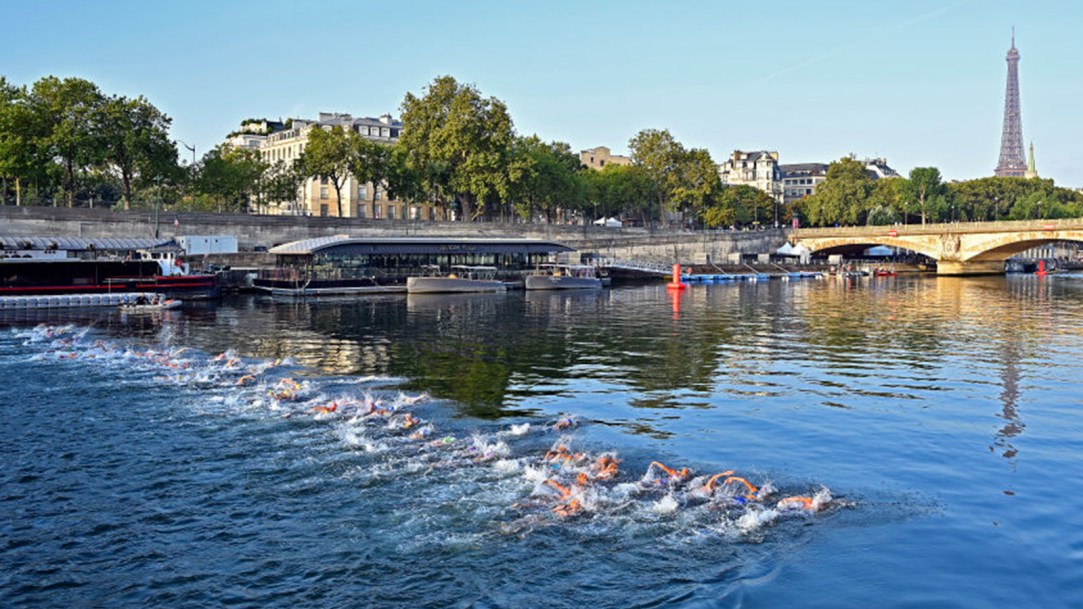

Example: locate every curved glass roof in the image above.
[268,235,574,256]
[0,236,176,251]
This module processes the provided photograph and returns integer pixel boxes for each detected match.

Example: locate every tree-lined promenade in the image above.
[3,74,1082,227]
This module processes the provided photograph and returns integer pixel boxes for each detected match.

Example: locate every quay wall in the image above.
[0,206,786,265]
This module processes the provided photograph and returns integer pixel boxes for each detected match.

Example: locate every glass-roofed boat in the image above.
[255,235,576,296]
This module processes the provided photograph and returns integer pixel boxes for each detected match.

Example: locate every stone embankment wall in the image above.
[0,206,786,265]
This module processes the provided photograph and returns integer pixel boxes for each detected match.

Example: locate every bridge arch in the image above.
[790,220,1083,275]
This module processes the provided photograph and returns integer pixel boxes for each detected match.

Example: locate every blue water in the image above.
[2,276,1082,608]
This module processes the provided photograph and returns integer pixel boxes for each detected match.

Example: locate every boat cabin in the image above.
[257,236,575,291]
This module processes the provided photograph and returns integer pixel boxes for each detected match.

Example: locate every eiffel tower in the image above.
[995,30,1027,177]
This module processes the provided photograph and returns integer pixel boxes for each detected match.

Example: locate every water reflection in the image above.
[6,275,1078,462]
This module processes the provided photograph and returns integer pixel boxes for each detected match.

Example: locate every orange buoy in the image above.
[667,263,687,290]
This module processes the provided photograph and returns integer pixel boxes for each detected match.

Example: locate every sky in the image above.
[2,0,1082,186]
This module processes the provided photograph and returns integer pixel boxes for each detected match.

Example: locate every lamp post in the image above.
[177,140,196,167]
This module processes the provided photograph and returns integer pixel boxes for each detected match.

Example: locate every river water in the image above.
[2,275,1081,608]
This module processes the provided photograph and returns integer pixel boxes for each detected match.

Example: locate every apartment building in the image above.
[579,146,632,170]
[227,112,436,220]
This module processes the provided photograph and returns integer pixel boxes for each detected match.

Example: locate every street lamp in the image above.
[177,140,196,167]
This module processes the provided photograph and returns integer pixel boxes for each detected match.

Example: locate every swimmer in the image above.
[544,444,585,464]
[722,476,759,500]
[544,479,573,499]
[553,498,582,517]
[648,461,692,484]
[398,392,429,406]
[592,455,621,480]
[236,374,256,386]
[312,402,337,414]
[365,401,389,416]
[776,496,815,511]
[401,413,420,429]
[553,416,577,431]
[701,470,736,493]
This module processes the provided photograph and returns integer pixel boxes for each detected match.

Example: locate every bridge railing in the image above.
[597,258,673,275]
[792,218,1083,238]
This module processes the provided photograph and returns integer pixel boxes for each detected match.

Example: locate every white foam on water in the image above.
[492,459,521,474]
[652,494,680,515]
[737,507,779,532]
[505,423,531,436]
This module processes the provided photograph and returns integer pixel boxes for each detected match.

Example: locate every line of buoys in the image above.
[0,292,164,309]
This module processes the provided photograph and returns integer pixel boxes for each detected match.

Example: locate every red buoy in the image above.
[667,263,687,290]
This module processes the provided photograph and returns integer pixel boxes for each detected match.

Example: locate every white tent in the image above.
[776,242,796,255]
[593,217,623,228]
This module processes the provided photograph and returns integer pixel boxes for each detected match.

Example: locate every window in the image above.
[387,205,396,219]
[320,204,329,217]
[358,185,367,200]
[402,206,409,220]
[358,205,366,219]
[374,187,381,201]
[374,205,381,219]
[320,187,328,199]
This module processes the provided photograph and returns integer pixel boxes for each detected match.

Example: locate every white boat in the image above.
[524,264,603,290]
[406,266,507,294]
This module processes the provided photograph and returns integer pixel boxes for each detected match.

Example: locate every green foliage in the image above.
[671,148,723,226]
[0,74,180,209]
[866,178,904,225]
[399,75,515,220]
[30,76,107,207]
[797,157,873,226]
[904,167,945,225]
[508,135,585,222]
[301,125,353,216]
[582,163,651,223]
[628,128,683,223]
[704,185,773,228]
[98,95,178,210]
[194,145,266,213]
[262,159,304,212]
[349,135,391,206]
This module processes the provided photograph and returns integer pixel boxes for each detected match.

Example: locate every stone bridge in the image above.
[791,219,1083,275]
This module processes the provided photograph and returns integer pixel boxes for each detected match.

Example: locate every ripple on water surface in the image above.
[0,323,852,609]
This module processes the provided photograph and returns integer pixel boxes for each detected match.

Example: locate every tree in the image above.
[348,135,391,215]
[628,129,683,227]
[0,78,48,206]
[797,157,873,226]
[399,76,515,220]
[263,159,305,214]
[302,125,353,217]
[31,76,106,207]
[905,167,944,226]
[194,145,265,213]
[583,163,650,225]
[671,147,722,227]
[97,95,178,210]
[508,135,584,223]
[704,185,773,228]
[866,177,905,225]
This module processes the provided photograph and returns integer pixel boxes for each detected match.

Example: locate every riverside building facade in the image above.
[225,113,436,220]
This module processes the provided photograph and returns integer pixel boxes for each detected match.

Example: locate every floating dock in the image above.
[0,292,166,309]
